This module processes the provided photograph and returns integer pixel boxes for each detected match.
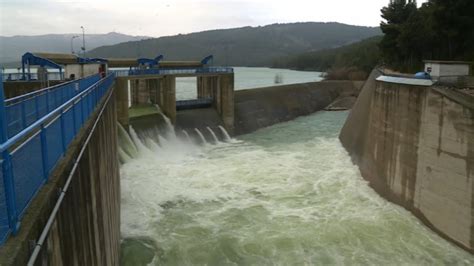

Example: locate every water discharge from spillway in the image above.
[219,125,232,142]
[182,130,192,143]
[206,127,219,143]
[119,111,474,265]
[194,128,207,144]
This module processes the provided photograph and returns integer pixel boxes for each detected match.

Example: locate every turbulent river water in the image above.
[119,111,473,265]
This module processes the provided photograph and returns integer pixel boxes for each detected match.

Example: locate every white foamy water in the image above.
[119,111,473,265]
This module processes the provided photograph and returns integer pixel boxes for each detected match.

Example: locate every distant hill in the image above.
[0,32,150,65]
[87,22,381,67]
[272,36,383,74]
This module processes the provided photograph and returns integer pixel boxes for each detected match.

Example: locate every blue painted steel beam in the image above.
[137,55,164,67]
[201,55,213,65]
[21,53,63,81]
[154,55,164,62]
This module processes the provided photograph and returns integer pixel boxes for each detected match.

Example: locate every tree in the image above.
[380,0,474,71]
[380,0,418,70]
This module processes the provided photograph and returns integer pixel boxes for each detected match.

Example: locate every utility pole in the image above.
[80,26,86,57]
[71,35,79,54]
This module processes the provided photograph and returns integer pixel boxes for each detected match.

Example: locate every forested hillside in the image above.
[272,36,382,74]
[87,22,381,66]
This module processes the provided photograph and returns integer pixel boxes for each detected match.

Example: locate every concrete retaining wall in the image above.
[234,81,361,135]
[0,87,121,265]
[340,72,474,252]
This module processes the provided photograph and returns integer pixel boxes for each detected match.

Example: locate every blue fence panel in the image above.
[81,96,88,124]
[24,99,37,127]
[62,107,75,147]
[44,118,63,175]
[6,104,23,137]
[11,133,44,217]
[73,102,82,133]
[50,88,61,111]
[0,161,10,243]
[0,73,115,245]
[5,74,100,138]
[36,93,48,118]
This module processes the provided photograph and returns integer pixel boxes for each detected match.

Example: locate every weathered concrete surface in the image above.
[218,74,235,134]
[340,72,474,253]
[159,76,176,124]
[4,81,63,99]
[0,87,121,265]
[129,104,167,136]
[116,78,130,128]
[234,81,361,135]
[176,108,224,131]
[339,69,382,156]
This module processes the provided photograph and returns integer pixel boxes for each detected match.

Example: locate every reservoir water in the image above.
[175,67,324,100]
[120,111,473,265]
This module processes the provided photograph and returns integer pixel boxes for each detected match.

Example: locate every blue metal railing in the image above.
[2,72,64,81]
[5,74,100,138]
[0,72,115,245]
[111,67,234,77]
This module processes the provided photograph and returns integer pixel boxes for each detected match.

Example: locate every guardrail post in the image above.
[2,151,20,234]
[0,72,20,234]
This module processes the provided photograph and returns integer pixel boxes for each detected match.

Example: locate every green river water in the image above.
[119,111,473,265]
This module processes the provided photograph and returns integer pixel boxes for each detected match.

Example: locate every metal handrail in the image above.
[6,74,100,105]
[111,66,234,77]
[26,76,116,266]
[2,72,64,82]
[4,74,101,138]
[0,75,110,153]
[6,79,74,105]
[0,73,115,247]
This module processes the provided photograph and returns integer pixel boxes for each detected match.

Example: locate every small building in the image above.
[424,60,472,79]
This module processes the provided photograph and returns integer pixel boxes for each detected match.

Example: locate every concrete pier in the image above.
[160,76,176,123]
[116,72,235,134]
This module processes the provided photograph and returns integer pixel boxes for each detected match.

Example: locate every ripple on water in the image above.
[120,111,474,265]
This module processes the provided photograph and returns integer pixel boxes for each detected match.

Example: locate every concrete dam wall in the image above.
[126,80,363,139]
[234,81,363,135]
[0,88,121,265]
[340,72,474,252]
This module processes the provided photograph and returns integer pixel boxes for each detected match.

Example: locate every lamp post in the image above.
[80,26,86,57]
[71,35,79,54]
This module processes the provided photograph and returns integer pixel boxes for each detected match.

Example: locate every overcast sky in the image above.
[0,0,427,37]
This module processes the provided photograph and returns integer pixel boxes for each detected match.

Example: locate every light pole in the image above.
[80,26,86,57]
[71,35,79,54]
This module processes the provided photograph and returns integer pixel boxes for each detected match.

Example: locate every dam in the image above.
[0,52,473,265]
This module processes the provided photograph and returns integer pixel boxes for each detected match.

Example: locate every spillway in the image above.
[119,111,473,265]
